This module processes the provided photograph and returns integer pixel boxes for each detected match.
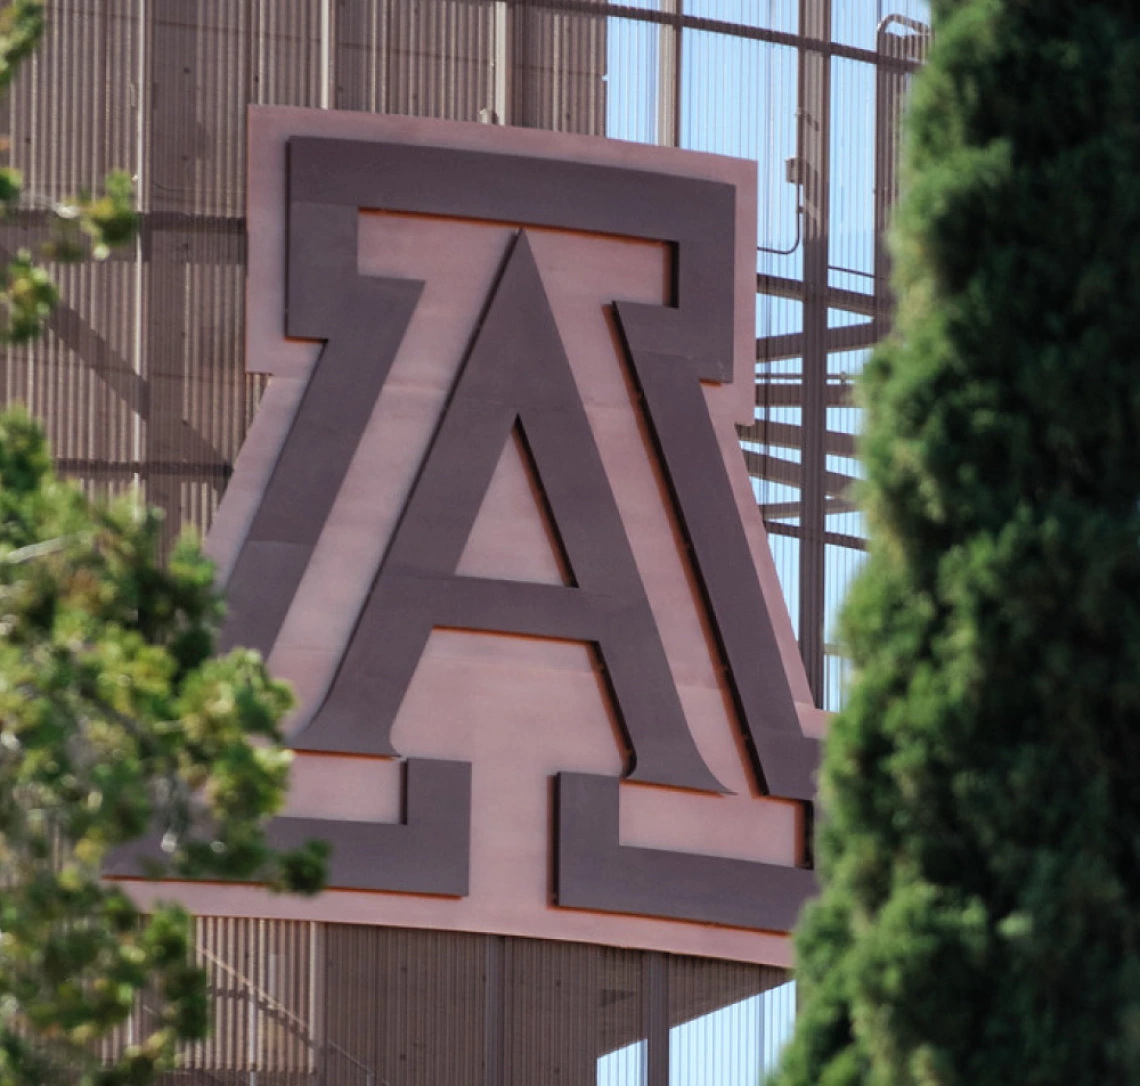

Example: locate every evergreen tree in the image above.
[774,2,1140,1084]
[0,412,328,1086]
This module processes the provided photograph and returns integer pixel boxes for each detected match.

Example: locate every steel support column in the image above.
[797,0,832,704]
[644,952,670,1086]
[656,0,682,147]
[144,1,200,551]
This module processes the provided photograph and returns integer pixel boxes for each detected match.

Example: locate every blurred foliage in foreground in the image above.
[773,2,1140,1085]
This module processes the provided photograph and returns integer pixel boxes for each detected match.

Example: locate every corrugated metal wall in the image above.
[0,0,604,553]
[100,918,789,1086]
[0,0,927,709]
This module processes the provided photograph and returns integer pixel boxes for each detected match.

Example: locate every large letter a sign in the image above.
[188,112,822,951]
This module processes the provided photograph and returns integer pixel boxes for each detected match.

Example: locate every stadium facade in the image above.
[0,2,929,1083]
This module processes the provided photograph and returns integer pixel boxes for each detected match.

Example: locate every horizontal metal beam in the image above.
[764,518,866,552]
[741,418,856,458]
[56,457,231,479]
[757,319,880,363]
[757,272,879,317]
[537,0,925,72]
[758,495,858,520]
[741,449,854,497]
[2,211,246,265]
[751,380,857,407]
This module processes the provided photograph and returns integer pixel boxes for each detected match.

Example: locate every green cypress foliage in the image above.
[773,2,1140,1084]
